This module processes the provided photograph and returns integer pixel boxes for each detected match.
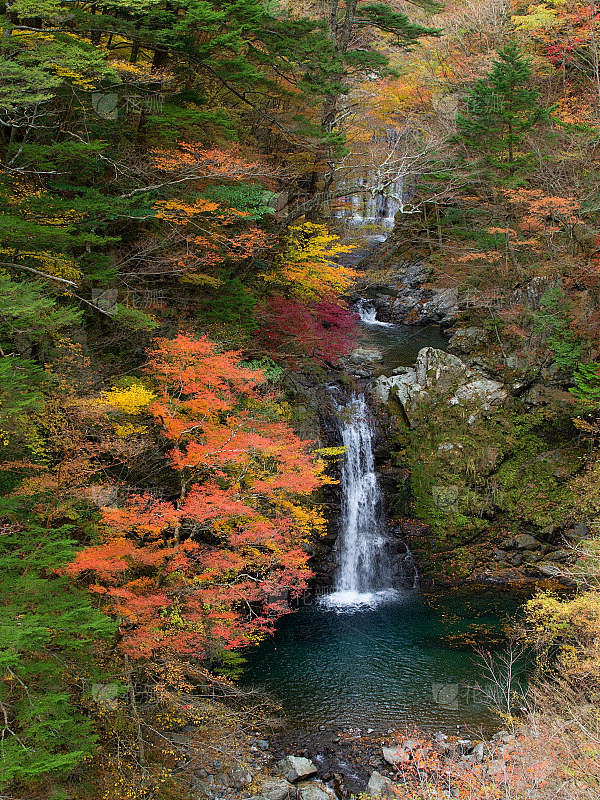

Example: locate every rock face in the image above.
[369,347,508,422]
[358,261,460,325]
[276,757,318,783]
[349,346,384,364]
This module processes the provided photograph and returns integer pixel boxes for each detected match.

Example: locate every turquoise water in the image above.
[242,587,528,734]
[358,320,449,374]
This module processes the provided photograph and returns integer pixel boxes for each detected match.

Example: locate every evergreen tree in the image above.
[570,362,600,404]
[0,498,116,789]
[456,41,550,177]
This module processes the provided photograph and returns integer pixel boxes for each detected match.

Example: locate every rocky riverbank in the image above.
[185,724,525,800]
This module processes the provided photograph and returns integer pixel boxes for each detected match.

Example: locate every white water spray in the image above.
[356,299,393,327]
[324,394,397,610]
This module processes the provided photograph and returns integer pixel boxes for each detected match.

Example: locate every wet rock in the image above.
[296,781,334,800]
[349,346,383,364]
[257,740,270,751]
[261,777,296,800]
[276,756,318,783]
[512,533,541,551]
[382,746,408,765]
[227,766,253,789]
[366,770,395,797]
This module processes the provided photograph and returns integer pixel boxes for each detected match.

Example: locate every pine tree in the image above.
[456,41,550,177]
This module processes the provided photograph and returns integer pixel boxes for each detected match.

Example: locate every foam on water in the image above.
[320,588,400,612]
[356,299,393,327]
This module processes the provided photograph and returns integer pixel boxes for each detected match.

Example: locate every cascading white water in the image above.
[356,298,393,327]
[324,394,397,610]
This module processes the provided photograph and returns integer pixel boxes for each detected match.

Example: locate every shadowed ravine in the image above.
[243,312,523,733]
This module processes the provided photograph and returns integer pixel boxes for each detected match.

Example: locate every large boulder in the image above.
[511,533,541,551]
[449,379,508,410]
[420,287,459,322]
[261,777,296,800]
[368,369,425,408]
[349,346,383,365]
[415,347,472,392]
[275,757,318,783]
[369,347,508,420]
[382,745,409,766]
[296,782,335,800]
[366,771,395,798]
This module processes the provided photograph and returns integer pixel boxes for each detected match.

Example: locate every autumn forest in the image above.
[1,0,600,797]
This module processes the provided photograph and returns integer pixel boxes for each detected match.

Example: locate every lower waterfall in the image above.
[324,393,398,609]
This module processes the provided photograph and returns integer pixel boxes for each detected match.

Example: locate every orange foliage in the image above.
[67,335,329,661]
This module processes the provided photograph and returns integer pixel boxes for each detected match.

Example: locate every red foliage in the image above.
[67,336,328,661]
[257,295,358,366]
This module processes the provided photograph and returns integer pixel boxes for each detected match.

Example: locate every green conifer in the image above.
[456,41,550,177]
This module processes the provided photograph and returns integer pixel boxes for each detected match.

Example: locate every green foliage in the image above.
[0,275,81,446]
[112,304,159,331]
[242,356,284,382]
[570,362,600,404]
[533,286,582,373]
[354,3,441,42]
[0,498,115,788]
[202,184,276,220]
[456,41,551,177]
[200,278,257,328]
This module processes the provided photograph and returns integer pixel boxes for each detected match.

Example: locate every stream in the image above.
[242,306,526,735]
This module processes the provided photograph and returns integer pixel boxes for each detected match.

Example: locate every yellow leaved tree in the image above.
[263,222,357,300]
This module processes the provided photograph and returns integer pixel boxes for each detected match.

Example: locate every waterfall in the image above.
[356,299,393,327]
[324,393,398,609]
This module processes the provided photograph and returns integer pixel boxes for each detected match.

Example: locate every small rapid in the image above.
[356,298,393,327]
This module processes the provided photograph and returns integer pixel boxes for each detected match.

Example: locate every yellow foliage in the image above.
[512,3,561,30]
[264,222,357,300]
[314,445,347,458]
[51,65,96,90]
[154,198,220,223]
[179,272,223,287]
[101,383,156,415]
[113,422,149,439]
[523,590,600,683]
[0,248,83,284]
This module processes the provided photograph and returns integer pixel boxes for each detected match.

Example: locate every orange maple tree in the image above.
[137,143,275,283]
[66,335,328,661]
